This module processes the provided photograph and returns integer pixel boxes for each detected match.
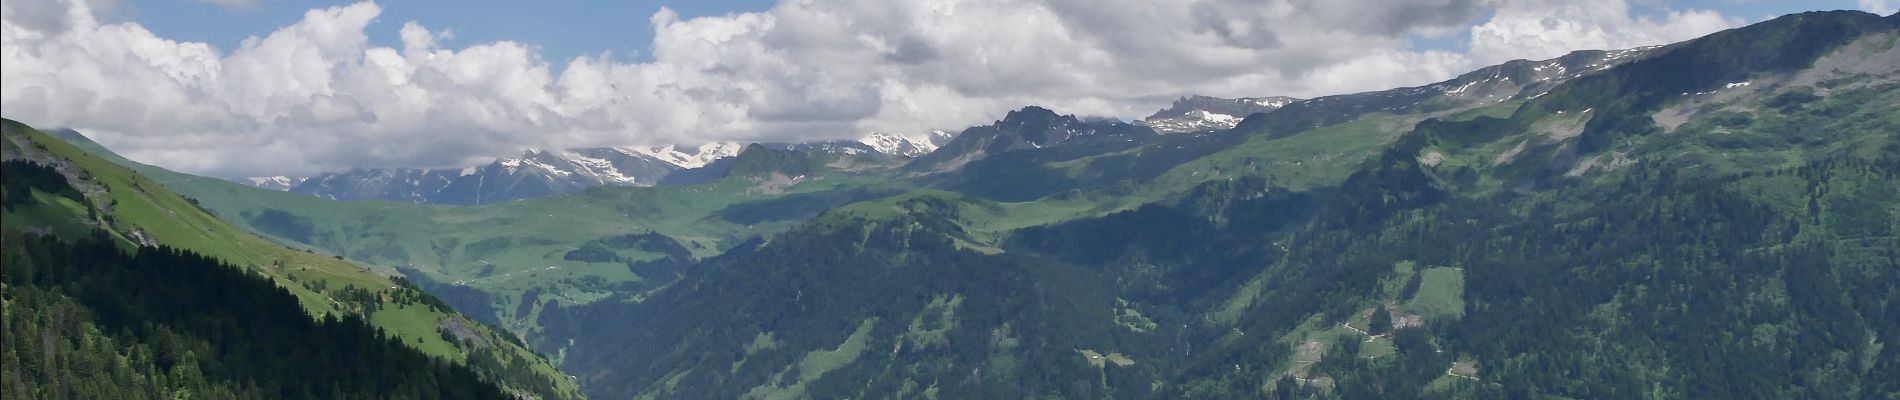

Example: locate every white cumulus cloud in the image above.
[3,0,1753,177]
[1863,0,1898,15]
[1469,0,1744,65]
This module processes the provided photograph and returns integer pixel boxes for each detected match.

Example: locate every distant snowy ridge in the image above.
[1137,95,1300,134]
[857,132,942,157]
[282,132,947,204]
[614,142,747,169]
[239,175,307,191]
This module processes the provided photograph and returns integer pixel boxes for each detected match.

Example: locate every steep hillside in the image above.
[1,226,515,399]
[1,120,584,400]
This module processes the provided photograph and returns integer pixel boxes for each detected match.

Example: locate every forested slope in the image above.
[0,230,513,399]
[1,122,583,399]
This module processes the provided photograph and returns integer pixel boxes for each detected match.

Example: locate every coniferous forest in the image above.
[3,155,513,400]
[0,229,514,400]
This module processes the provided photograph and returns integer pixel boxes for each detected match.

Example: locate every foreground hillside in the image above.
[1,218,514,399]
[1,121,583,399]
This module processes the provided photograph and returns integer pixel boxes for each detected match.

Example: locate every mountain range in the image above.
[245,132,950,205]
[232,92,1363,206]
[260,38,1654,205]
[5,10,1897,400]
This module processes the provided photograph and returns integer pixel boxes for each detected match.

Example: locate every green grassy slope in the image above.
[1,120,583,400]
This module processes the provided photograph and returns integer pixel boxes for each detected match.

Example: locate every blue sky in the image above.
[121,0,776,63]
[1669,0,1869,20]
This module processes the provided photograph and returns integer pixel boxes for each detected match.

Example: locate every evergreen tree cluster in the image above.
[1,161,84,210]
[1,231,513,400]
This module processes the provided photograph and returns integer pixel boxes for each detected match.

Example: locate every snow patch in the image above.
[560,152,637,184]
[1189,110,1237,124]
[857,132,939,157]
[1249,97,1294,108]
[617,141,745,169]
[241,175,306,191]
[1443,80,1480,95]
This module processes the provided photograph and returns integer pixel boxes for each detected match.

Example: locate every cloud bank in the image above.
[4,0,1748,177]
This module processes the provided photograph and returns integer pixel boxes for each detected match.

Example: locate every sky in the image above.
[1,0,1891,178]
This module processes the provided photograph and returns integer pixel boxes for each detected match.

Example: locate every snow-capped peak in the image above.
[246,176,294,186]
[240,175,307,191]
[1137,95,1299,134]
[857,132,940,158]
[615,141,745,169]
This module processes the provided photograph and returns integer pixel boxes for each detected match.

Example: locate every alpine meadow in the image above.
[2,1,1898,399]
